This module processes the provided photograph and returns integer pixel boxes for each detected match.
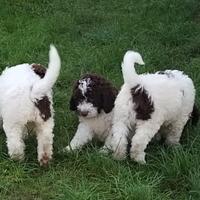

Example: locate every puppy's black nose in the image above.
[80,111,89,117]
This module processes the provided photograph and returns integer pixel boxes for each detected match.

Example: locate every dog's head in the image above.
[70,74,118,118]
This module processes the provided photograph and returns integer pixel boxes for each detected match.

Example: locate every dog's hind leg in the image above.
[3,122,25,160]
[35,118,54,166]
[165,117,188,146]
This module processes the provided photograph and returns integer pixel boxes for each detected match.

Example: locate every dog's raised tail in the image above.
[31,44,61,100]
[121,50,144,85]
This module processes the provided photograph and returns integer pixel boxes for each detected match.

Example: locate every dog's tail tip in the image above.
[49,44,61,67]
[123,50,145,66]
[49,44,58,56]
[121,50,144,85]
[31,44,61,100]
[49,44,56,52]
[50,43,55,50]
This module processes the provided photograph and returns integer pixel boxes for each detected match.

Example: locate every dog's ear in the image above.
[69,81,79,111]
[101,84,118,113]
[69,95,77,111]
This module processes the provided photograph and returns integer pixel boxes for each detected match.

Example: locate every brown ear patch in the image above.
[101,82,118,113]
[82,74,118,113]
[131,85,154,120]
[32,64,46,78]
[35,96,51,121]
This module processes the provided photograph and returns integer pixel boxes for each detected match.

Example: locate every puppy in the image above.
[64,74,118,151]
[0,45,61,166]
[110,51,197,164]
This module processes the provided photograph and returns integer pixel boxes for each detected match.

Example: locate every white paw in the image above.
[99,146,110,154]
[111,138,127,160]
[154,133,162,141]
[10,152,24,161]
[112,145,126,160]
[63,145,73,152]
[165,139,181,146]
[113,151,126,160]
[130,151,146,164]
[9,147,24,161]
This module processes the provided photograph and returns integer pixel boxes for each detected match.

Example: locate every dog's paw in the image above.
[110,139,127,160]
[10,152,24,161]
[165,139,181,146]
[154,132,162,141]
[130,151,146,164]
[39,152,51,167]
[9,147,24,161]
[112,148,126,160]
[99,146,111,154]
[63,146,73,153]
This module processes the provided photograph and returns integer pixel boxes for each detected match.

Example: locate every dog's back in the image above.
[0,45,61,123]
[138,70,195,124]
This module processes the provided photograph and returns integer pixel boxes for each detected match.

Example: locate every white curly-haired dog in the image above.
[64,74,118,152]
[110,50,198,164]
[0,45,61,166]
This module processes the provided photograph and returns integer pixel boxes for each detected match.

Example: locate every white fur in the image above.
[0,45,61,165]
[110,51,195,164]
[77,101,99,118]
[78,78,91,96]
[122,50,145,86]
[64,111,113,151]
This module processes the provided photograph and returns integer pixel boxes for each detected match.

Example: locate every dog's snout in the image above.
[80,111,89,117]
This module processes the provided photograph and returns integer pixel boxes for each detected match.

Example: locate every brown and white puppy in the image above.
[0,45,61,166]
[64,74,118,152]
[110,50,197,164]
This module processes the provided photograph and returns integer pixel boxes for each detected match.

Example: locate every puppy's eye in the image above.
[86,90,92,96]
[87,88,92,92]
[87,97,92,102]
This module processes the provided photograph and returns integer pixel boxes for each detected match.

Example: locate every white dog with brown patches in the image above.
[64,74,118,152]
[0,45,61,166]
[110,51,197,164]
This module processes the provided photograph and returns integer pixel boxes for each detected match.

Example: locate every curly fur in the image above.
[110,51,196,164]
[64,74,118,152]
[0,45,61,166]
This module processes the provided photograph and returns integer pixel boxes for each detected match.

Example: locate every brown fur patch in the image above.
[131,85,154,120]
[40,152,50,166]
[70,74,118,114]
[32,64,46,78]
[35,96,51,121]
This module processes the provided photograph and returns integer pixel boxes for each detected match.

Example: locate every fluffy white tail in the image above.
[121,50,144,85]
[31,44,61,100]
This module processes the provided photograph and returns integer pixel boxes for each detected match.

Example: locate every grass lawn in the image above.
[0,0,200,199]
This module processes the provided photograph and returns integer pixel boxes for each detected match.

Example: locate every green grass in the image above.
[0,0,200,199]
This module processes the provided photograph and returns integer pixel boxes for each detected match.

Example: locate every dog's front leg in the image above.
[36,119,54,166]
[130,120,161,164]
[64,123,92,151]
